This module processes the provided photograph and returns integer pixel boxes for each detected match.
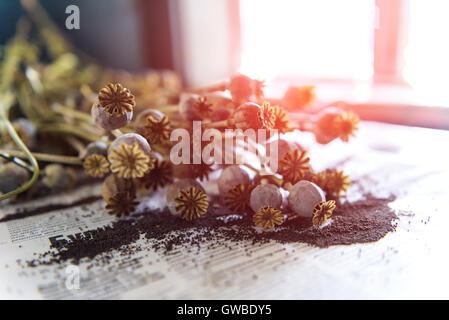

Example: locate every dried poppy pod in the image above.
[282,85,316,110]
[108,133,151,159]
[135,109,165,128]
[1,118,37,149]
[80,141,108,159]
[178,93,213,121]
[91,83,135,131]
[312,107,360,144]
[204,101,275,130]
[217,165,250,195]
[233,102,264,130]
[266,139,304,165]
[0,163,30,194]
[288,180,325,217]
[101,174,135,203]
[250,183,282,213]
[108,133,154,179]
[228,73,264,103]
[313,107,344,144]
[42,164,76,190]
[135,109,171,144]
[253,206,285,229]
[166,179,208,218]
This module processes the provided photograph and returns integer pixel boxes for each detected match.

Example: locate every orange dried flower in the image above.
[258,102,276,129]
[313,200,336,227]
[105,191,139,217]
[224,183,254,212]
[83,154,110,178]
[271,105,291,133]
[278,149,311,184]
[174,186,209,221]
[109,142,154,179]
[334,111,360,142]
[314,169,350,197]
[326,170,351,197]
[283,85,316,110]
[98,83,135,115]
[253,206,284,229]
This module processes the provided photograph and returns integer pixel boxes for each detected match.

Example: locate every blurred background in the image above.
[1,0,449,129]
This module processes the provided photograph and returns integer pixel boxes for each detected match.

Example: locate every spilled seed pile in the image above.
[25,194,398,267]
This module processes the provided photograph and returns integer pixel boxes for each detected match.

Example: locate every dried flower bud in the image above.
[166,179,206,217]
[91,83,135,130]
[217,165,250,195]
[0,163,30,194]
[91,100,133,131]
[135,109,164,127]
[108,139,154,179]
[313,200,336,227]
[288,180,325,217]
[253,206,284,229]
[98,83,135,115]
[108,133,152,159]
[232,102,268,130]
[313,107,344,144]
[80,141,108,159]
[334,111,360,142]
[1,118,36,149]
[178,93,212,120]
[83,154,109,178]
[101,174,135,203]
[271,105,291,133]
[105,191,139,217]
[282,85,315,110]
[42,164,76,190]
[250,183,282,212]
[267,139,304,164]
[228,74,264,103]
[136,109,171,144]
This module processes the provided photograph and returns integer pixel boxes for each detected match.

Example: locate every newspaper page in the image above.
[1,123,449,299]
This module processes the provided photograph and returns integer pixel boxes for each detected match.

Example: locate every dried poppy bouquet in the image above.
[0,0,360,231]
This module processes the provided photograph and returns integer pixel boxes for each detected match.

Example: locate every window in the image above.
[239,0,376,81]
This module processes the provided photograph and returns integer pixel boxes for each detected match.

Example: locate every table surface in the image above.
[1,121,449,299]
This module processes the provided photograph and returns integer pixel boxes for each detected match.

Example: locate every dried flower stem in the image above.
[157,105,179,113]
[111,129,123,138]
[38,123,101,142]
[52,104,92,123]
[0,149,82,165]
[203,119,233,128]
[0,94,40,200]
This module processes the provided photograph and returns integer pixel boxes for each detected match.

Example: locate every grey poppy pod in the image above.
[80,141,108,159]
[42,164,76,190]
[135,109,165,128]
[250,183,282,212]
[0,163,30,194]
[166,179,205,216]
[288,180,325,217]
[267,139,304,163]
[217,165,250,196]
[91,100,133,131]
[178,93,202,121]
[108,133,152,159]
